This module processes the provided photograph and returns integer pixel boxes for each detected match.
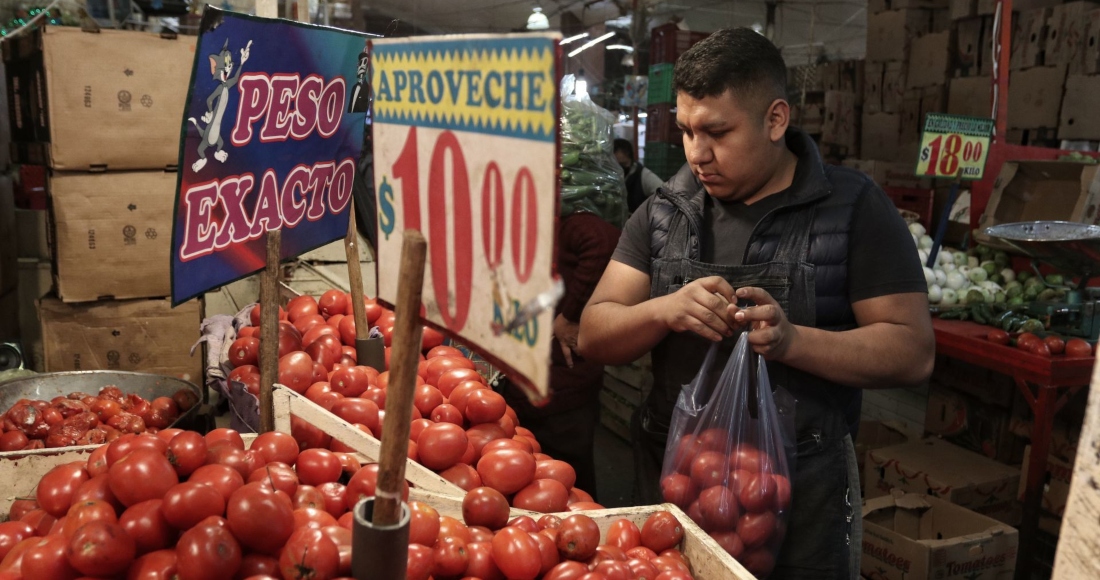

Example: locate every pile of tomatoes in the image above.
[408,498,696,580]
[0,427,397,579]
[0,387,198,452]
[985,329,1095,358]
[225,291,599,511]
[658,431,790,577]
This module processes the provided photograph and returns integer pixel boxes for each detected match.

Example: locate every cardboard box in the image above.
[1085,10,1100,74]
[951,0,978,19]
[867,10,933,62]
[822,91,860,153]
[907,31,954,88]
[861,492,1019,580]
[14,208,49,260]
[956,17,986,76]
[838,60,866,98]
[899,91,923,148]
[865,438,1022,525]
[2,27,196,170]
[862,113,902,161]
[1019,445,1073,520]
[975,161,1100,248]
[1007,64,1066,129]
[16,259,50,370]
[976,0,996,14]
[865,62,885,113]
[925,385,1025,464]
[978,15,995,76]
[1059,74,1100,139]
[920,84,947,117]
[39,296,202,382]
[857,421,913,488]
[1011,8,1052,70]
[843,159,933,189]
[948,75,992,118]
[931,355,1017,408]
[49,171,175,303]
[882,61,908,113]
[872,0,948,12]
[1047,1,1100,69]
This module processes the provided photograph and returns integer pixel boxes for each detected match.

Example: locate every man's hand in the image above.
[729,286,798,360]
[553,314,580,368]
[659,277,738,342]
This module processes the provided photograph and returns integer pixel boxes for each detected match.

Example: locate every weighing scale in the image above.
[984,221,1100,341]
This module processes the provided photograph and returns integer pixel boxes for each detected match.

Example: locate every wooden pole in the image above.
[344,206,375,366]
[372,231,427,526]
[258,230,282,433]
[1052,358,1100,578]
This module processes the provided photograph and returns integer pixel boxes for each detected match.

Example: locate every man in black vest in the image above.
[578,29,933,579]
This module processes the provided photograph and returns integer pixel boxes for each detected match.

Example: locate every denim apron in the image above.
[631,199,859,578]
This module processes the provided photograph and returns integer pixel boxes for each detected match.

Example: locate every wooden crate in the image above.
[407,489,757,580]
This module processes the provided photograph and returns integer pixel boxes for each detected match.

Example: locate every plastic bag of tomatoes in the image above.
[659,334,795,578]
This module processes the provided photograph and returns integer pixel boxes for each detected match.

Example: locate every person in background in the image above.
[579,29,933,578]
[502,210,622,497]
[614,138,664,214]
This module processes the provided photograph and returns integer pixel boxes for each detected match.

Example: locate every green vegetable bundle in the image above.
[559,75,627,228]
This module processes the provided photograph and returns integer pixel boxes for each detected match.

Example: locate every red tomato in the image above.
[1030,341,1052,357]
[1044,335,1066,355]
[318,290,348,319]
[1017,332,1041,351]
[306,341,340,372]
[330,399,380,434]
[437,516,471,544]
[279,352,316,394]
[740,472,778,513]
[465,541,504,580]
[286,296,320,323]
[226,484,295,555]
[627,557,661,579]
[478,448,537,495]
[427,345,465,359]
[320,525,352,576]
[568,487,595,505]
[465,389,507,424]
[1067,338,1094,358]
[0,431,27,452]
[417,423,469,471]
[66,520,135,577]
[127,549,179,579]
[710,530,745,558]
[292,485,326,511]
[987,329,1010,345]
[406,543,433,580]
[513,479,570,513]
[0,522,35,562]
[607,519,642,551]
[440,463,482,491]
[206,428,245,450]
[302,325,339,351]
[119,500,177,555]
[641,511,684,553]
[71,475,120,510]
[432,535,469,578]
[278,326,304,359]
[237,553,280,578]
[22,535,79,580]
[166,431,207,478]
[698,485,739,532]
[161,482,227,530]
[408,501,440,546]
[175,517,242,580]
[413,384,444,418]
[228,337,260,368]
[6,499,37,524]
[189,464,245,502]
[462,487,510,530]
[466,424,506,455]
[429,404,463,426]
[19,510,56,538]
[690,451,729,489]
[337,316,357,348]
[730,445,763,473]
[61,499,117,539]
[344,464,408,511]
[740,546,777,577]
[449,381,488,415]
[36,462,90,517]
[292,507,339,531]
[535,460,577,490]
[556,514,600,561]
[660,473,698,510]
[425,356,476,387]
[492,527,542,580]
[420,326,445,352]
[296,449,343,486]
[774,474,792,511]
[625,546,658,561]
[291,416,333,450]
[435,368,483,398]
[317,482,347,518]
[737,511,777,548]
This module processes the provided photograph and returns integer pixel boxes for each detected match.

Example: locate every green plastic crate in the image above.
[644,142,687,181]
[647,63,674,105]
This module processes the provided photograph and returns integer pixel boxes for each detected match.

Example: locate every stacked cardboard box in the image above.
[643,25,708,181]
[789,60,865,161]
[3,26,201,378]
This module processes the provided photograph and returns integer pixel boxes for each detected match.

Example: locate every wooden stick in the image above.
[1053,358,1100,577]
[258,230,282,434]
[344,206,372,352]
[373,231,426,526]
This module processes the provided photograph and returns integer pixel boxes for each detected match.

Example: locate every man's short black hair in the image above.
[673,28,788,111]
[613,138,635,161]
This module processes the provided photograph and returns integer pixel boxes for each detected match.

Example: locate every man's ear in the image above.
[766,99,790,143]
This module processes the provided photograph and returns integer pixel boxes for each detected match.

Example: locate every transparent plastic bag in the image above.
[660,334,796,578]
[559,74,627,227]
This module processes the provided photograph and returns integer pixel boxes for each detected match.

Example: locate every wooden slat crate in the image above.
[407,489,758,580]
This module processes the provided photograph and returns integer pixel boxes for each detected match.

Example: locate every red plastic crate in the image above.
[884,186,934,230]
[650,23,710,64]
[646,103,683,144]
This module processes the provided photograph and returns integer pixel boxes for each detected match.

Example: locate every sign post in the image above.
[370,34,562,398]
[915,113,995,267]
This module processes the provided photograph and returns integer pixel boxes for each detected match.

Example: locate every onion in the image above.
[940,251,955,265]
[1001,268,1016,283]
[968,256,980,268]
[918,249,929,265]
[946,271,967,290]
[935,269,947,287]
[909,223,927,238]
[919,235,934,250]
[940,288,958,306]
[923,267,936,287]
[928,284,943,303]
[953,251,967,267]
[968,267,989,284]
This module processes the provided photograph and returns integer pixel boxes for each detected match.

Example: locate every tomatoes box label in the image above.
[371,34,561,398]
[170,8,374,305]
[914,113,994,181]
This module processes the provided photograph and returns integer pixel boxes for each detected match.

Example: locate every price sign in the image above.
[371,34,561,398]
[915,113,994,180]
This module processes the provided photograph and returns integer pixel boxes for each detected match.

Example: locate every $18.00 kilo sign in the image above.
[371,34,560,397]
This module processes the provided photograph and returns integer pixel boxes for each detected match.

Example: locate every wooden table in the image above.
[933,319,1094,579]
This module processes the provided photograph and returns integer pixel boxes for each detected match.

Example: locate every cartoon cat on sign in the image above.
[189,39,252,173]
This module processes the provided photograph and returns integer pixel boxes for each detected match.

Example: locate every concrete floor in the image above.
[592,422,636,508]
